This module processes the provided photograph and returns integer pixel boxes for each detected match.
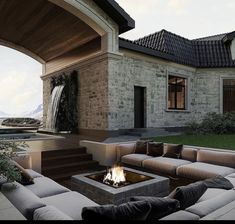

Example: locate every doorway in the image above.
[134,86,146,128]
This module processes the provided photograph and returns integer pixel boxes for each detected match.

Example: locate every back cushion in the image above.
[116,143,136,162]
[181,148,198,162]
[197,149,235,168]
[1,182,46,220]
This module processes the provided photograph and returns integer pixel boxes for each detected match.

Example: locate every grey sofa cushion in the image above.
[201,201,235,220]
[130,196,180,220]
[1,182,46,220]
[33,206,73,220]
[42,191,98,220]
[143,157,191,176]
[116,143,136,162]
[82,201,151,221]
[204,175,234,190]
[177,162,235,180]
[181,148,198,162]
[25,177,70,198]
[197,188,227,203]
[168,181,207,210]
[122,154,153,167]
[186,190,235,218]
[163,144,183,159]
[226,173,235,187]
[160,210,200,220]
[26,170,43,179]
[197,149,235,169]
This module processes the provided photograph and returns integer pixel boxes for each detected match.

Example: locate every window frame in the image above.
[166,73,189,112]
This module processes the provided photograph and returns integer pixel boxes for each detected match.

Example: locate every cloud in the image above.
[167,0,192,15]
[0,46,42,115]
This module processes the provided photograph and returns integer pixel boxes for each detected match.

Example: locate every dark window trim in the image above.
[168,75,187,110]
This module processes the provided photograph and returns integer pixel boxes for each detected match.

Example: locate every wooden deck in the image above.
[26,134,105,153]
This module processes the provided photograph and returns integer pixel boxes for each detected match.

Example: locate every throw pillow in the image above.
[163,144,183,159]
[204,175,234,190]
[82,201,151,221]
[168,181,207,210]
[11,160,34,185]
[147,142,164,157]
[135,140,152,154]
[130,196,180,220]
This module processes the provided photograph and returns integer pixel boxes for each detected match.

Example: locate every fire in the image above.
[103,165,126,187]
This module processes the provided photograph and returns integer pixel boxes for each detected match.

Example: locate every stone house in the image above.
[41,1,235,138]
[2,0,234,137]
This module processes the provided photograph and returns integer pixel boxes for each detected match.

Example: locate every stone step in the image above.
[42,153,93,167]
[42,160,99,177]
[42,147,87,158]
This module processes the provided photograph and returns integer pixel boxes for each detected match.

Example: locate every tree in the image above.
[0,140,28,182]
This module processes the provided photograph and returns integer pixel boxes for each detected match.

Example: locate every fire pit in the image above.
[71,167,169,205]
[87,165,153,189]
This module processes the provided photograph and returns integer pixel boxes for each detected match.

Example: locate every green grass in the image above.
[152,134,235,151]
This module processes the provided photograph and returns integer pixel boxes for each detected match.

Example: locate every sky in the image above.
[0,46,42,115]
[0,0,235,115]
[116,0,235,40]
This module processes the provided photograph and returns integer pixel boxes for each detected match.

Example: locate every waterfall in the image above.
[45,85,65,132]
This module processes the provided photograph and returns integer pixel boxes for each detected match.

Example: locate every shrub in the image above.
[0,141,28,183]
[186,112,235,135]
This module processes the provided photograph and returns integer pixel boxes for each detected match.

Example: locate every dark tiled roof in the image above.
[119,30,235,68]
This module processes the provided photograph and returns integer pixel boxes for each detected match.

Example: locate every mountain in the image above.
[0,110,10,117]
[23,104,43,120]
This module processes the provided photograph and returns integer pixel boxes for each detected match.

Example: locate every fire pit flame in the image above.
[103,165,126,187]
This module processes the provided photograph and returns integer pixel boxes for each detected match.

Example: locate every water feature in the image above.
[45,85,65,132]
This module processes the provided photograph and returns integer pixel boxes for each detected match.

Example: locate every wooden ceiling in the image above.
[0,0,99,62]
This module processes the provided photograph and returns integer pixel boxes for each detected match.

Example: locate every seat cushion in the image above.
[177,162,235,180]
[122,154,153,167]
[226,173,235,187]
[42,191,98,220]
[201,201,235,220]
[143,157,191,176]
[34,206,73,220]
[1,182,46,220]
[197,188,227,203]
[186,190,235,218]
[25,177,70,198]
[160,210,200,220]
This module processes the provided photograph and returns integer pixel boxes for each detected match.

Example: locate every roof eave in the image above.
[93,0,135,34]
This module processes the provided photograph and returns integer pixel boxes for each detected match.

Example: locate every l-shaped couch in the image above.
[117,142,235,181]
[117,142,235,220]
[1,144,235,220]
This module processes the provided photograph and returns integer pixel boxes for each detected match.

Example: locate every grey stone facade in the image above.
[42,50,235,134]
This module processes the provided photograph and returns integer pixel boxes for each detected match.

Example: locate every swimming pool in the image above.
[0,132,64,142]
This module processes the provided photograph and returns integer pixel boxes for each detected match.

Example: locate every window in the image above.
[168,75,187,110]
[223,79,235,112]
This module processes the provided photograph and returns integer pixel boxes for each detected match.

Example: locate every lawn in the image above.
[152,134,235,151]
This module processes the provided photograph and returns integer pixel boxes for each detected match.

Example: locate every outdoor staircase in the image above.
[41,147,100,182]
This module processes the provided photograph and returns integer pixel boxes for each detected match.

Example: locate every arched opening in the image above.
[0,46,42,119]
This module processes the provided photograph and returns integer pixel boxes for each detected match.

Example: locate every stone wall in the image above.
[108,51,196,129]
[194,68,235,122]
[42,53,112,133]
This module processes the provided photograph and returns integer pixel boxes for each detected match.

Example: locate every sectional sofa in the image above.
[1,149,235,220]
[117,142,235,182]
[0,155,98,220]
[117,142,235,220]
